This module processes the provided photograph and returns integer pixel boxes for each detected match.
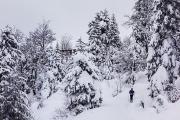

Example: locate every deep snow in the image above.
[31,71,180,120]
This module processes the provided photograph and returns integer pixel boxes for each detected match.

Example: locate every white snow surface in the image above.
[31,71,180,120]
[70,72,180,120]
[152,65,168,85]
[31,90,67,120]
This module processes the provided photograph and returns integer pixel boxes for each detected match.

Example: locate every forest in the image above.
[1,0,180,120]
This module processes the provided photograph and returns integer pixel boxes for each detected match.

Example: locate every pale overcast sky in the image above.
[0,0,135,43]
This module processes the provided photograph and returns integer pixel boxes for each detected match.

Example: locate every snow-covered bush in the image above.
[152,95,168,113]
[52,109,68,120]
[63,53,102,115]
[165,83,180,103]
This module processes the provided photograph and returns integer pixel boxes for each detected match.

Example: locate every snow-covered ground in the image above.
[71,85,180,120]
[31,71,180,120]
[31,90,67,120]
[71,73,180,120]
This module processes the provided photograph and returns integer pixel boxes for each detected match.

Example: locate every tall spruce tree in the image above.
[87,10,121,80]
[127,0,154,78]
[0,27,33,120]
[147,0,180,102]
[87,9,111,66]
[128,0,153,54]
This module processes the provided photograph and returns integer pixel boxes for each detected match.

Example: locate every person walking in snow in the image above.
[129,88,135,103]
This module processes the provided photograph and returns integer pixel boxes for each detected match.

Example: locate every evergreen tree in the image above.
[87,10,121,80]
[45,43,65,98]
[0,27,33,120]
[64,53,102,115]
[108,14,121,48]
[127,0,154,77]
[147,0,180,102]
[128,0,153,54]
[87,9,111,66]
[76,37,87,53]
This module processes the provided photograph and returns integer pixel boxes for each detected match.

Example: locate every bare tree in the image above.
[30,20,56,51]
[60,35,72,50]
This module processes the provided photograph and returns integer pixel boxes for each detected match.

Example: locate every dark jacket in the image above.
[129,89,134,96]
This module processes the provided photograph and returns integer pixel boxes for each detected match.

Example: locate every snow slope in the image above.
[31,71,180,120]
[31,90,67,120]
[71,82,156,120]
[69,72,180,120]
[72,89,180,120]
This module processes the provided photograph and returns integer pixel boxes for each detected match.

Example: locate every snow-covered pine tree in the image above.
[45,42,65,98]
[147,0,180,102]
[115,37,132,73]
[64,53,102,115]
[102,14,121,80]
[128,0,153,54]
[0,27,33,120]
[87,9,111,67]
[87,10,121,80]
[76,37,87,53]
[108,14,121,48]
[126,0,154,78]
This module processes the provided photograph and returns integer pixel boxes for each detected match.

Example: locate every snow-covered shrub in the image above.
[152,95,167,113]
[63,53,102,115]
[164,83,180,103]
[43,42,74,98]
[166,88,180,103]
[52,109,68,120]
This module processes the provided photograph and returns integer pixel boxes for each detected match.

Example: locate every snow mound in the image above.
[31,90,67,120]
